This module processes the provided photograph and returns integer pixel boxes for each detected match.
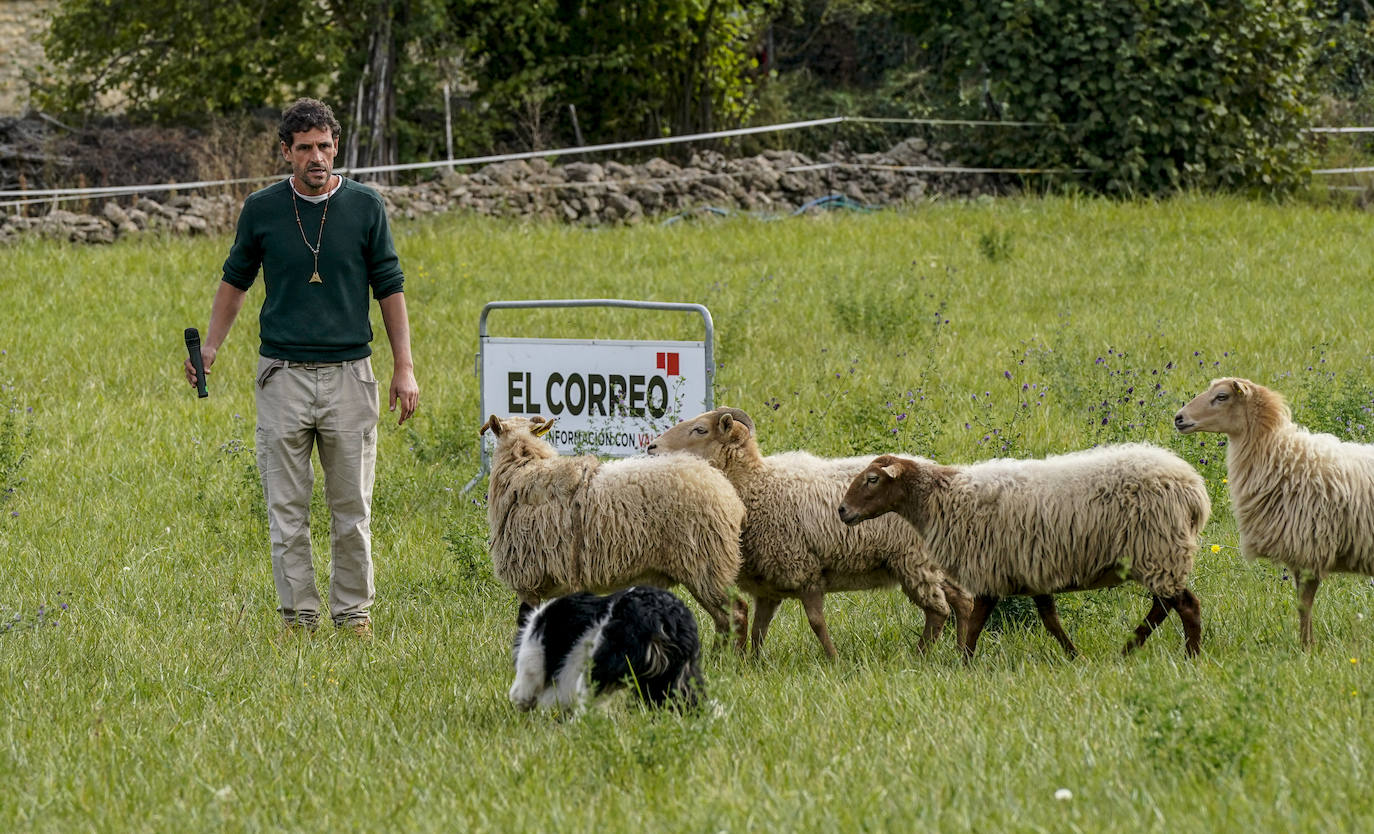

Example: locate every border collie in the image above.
[509,587,704,712]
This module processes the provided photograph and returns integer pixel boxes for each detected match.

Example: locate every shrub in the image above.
[906,0,1319,195]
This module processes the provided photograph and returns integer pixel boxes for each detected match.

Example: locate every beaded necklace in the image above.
[290,177,333,284]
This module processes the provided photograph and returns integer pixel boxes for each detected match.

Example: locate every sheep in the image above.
[837,443,1210,660]
[1176,377,1374,649]
[480,414,747,649]
[646,407,972,659]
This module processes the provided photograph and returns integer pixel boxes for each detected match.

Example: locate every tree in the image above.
[38,0,780,168]
[901,0,1319,195]
[448,0,778,152]
[39,0,339,120]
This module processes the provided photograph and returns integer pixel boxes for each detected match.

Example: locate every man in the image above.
[184,97,419,637]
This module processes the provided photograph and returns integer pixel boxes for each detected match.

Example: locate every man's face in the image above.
[282,126,338,195]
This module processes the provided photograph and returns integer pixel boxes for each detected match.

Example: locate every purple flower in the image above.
[1003,371,1012,379]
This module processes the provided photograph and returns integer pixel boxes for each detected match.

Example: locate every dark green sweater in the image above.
[222,178,405,361]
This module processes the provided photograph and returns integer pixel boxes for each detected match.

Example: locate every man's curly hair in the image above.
[278,98,341,147]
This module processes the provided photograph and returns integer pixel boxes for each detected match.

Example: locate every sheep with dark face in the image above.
[838,444,1210,661]
[1176,377,1374,648]
[647,407,971,659]
[481,414,747,648]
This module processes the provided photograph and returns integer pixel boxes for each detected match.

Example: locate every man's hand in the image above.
[184,346,216,387]
[390,365,419,425]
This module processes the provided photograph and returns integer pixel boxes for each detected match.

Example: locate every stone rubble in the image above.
[1,138,1002,245]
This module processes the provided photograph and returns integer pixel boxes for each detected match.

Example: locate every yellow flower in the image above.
[1352,658,1360,665]
[1222,478,1229,484]
[1211,545,1222,554]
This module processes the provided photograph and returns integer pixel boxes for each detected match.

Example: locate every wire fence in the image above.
[2,115,1372,210]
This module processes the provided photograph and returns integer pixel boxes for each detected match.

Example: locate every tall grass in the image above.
[3,195,1374,831]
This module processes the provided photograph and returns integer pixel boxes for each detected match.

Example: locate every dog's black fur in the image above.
[510,587,704,711]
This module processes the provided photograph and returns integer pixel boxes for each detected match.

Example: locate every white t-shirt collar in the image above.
[289,175,342,204]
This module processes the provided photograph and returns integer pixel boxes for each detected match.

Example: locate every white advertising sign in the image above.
[480,336,709,457]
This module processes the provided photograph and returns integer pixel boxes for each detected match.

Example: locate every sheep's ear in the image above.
[480,415,503,437]
[718,412,735,433]
[531,417,557,437]
[1231,379,1252,398]
[880,464,901,479]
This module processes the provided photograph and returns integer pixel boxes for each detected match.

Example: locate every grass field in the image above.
[4,194,1374,831]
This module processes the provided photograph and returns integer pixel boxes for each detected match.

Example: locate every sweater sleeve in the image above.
[365,197,405,300]
[221,194,263,291]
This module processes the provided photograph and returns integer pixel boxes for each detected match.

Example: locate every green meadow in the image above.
[4,195,1374,831]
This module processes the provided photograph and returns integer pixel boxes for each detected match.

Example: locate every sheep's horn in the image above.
[720,407,755,433]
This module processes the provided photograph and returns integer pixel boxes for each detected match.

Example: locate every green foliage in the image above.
[450,0,777,151]
[902,0,1320,195]
[1284,345,1374,441]
[39,0,340,120]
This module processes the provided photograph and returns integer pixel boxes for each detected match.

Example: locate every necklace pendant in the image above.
[309,272,323,284]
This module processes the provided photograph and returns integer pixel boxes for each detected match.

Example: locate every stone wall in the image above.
[0,138,1004,244]
[0,0,53,116]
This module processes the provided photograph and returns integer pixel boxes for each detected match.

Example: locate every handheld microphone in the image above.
[185,327,208,398]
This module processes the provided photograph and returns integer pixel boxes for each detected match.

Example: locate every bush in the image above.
[908,0,1319,195]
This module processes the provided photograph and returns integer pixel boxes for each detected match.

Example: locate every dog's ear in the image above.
[516,601,534,631]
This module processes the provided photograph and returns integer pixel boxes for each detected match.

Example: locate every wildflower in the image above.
[1055,789,1073,801]
[1222,478,1228,484]
[1352,658,1359,665]
[1003,371,1012,379]
[1211,545,1221,554]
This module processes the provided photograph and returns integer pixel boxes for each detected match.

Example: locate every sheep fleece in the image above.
[488,451,744,597]
[923,443,1209,598]
[1229,417,1374,579]
[741,452,947,611]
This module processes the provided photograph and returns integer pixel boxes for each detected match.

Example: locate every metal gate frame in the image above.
[463,298,715,493]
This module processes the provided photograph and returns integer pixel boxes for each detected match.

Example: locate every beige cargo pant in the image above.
[255,356,379,628]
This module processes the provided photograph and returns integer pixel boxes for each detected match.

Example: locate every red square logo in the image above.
[656,352,679,375]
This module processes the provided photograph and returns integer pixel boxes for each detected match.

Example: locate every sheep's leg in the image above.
[733,595,751,650]
[798,590,838,660]
[943,582,975,649]
[750,595,782,656]
[899,584,949,653]
[914,605,949,654]
[961,595,998,664]
[1122,595,1170,656]
[1297,574,1321,650]
[1172,589,1202,657]
[1033,594,1079,659]
[686,585,745,653]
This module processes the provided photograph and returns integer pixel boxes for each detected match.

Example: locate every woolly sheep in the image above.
[1176,377,1374,648]
[647,407,972,659]
[837,443,1210,660]
[480,414,747,648]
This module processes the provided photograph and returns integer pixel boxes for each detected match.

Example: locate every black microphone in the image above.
[185,327,208,398]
